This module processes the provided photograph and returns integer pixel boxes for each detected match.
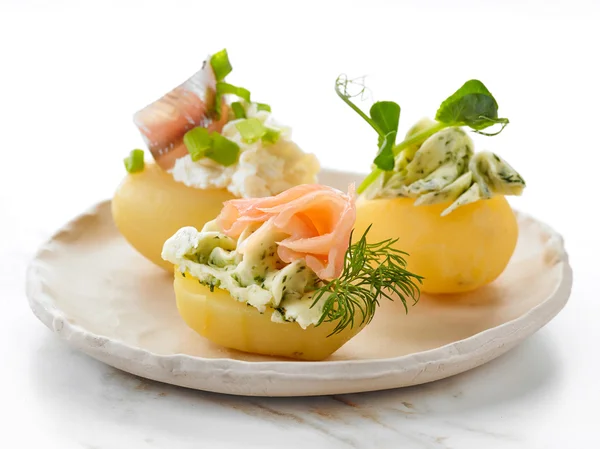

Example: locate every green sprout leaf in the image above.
[335,76,403,171]
[373,131,397,171]
[210,49,232,82]
[231,101,246,119]
[370,101,400,170]
[370,101,400,137]
[335,75,381,134]
[123,149,145,173]
[435,79,509,135]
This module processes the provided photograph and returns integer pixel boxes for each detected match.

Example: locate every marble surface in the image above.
[2,1,599,447]
[25,331,570,448]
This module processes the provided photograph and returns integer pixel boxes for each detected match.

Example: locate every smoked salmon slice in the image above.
[217,184,356,280]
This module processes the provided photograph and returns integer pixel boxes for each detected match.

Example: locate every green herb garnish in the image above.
[183,127,212,161]
[235,118,266,143]
[335,75,509,193]
[262,127,281,144]
[183,127,240,166]
[216,82,251,103]
[231,101,246,119]
[124,149,145,173]
[311,226,423,336]
[370,101,401,136]
[210,49,232,82]
[255,102,271,112]
[435,80,509,135]
[370,101,400,171]
[208,49,275,125]
[214,82,251,120]
[207,48,250,118]
[206,133,240,166]
[335,77,401,172]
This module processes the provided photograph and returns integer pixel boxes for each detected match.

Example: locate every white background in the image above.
[1,0,598,448]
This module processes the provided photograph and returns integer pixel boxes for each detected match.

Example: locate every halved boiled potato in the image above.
[354,196,518,294]
[112,163,235,272]
[173,269,364,361]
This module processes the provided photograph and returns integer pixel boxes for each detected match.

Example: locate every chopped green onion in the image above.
[255,102,271,112]
[183,127,212,161]
[183,127,240,166]
[206,133,240,166]
[262,127,281,144]
[216,82,251,103]
[231,101,246,119]
[210,49,232,82]
[235,118,267,143]
[124,149,145,173]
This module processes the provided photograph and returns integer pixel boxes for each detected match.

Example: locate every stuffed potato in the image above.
[113,49,319,271]
[112,163,234,271]
[354,124,525,294]
[174,270,364,360]
[335,75,526,295]
[162,184,422,360]
[354,195,518,294]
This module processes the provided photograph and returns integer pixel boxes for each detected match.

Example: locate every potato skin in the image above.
[173,270,364,360]
[112,163,235,272]
[353,196,518,294]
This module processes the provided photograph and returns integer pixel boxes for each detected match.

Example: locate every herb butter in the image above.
[364,119,526,215]
[162,220,328,329]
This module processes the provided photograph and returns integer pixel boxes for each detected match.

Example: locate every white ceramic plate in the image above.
[25,169,572,397]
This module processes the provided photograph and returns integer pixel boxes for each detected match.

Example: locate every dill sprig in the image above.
[311,225,424,336]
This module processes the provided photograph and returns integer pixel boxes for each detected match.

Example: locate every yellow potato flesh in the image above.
[173,270,364,361]
[354,196,518,294]
[112,163,235,272]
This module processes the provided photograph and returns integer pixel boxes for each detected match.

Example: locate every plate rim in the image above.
[24,168,574,394]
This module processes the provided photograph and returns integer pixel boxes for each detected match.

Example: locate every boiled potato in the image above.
[112,163,235,271]
[173,270,364,360]
[354,196,518,294]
